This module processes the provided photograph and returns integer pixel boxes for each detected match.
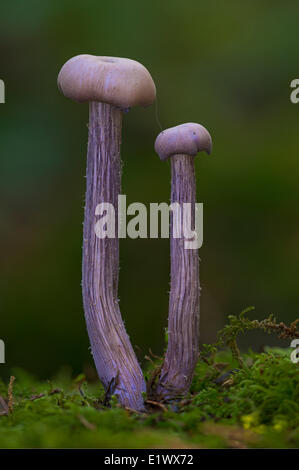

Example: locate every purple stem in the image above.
[82,102,146,410]
[157,154,200,399]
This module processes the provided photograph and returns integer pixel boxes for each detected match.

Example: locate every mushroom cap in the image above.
[57,55,156,108]
[155,123,212,161]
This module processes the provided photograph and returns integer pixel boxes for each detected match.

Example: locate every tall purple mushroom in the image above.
[58,55,156,410]
[154,123,212,400]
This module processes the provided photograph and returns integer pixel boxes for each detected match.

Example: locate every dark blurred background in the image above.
[1,0,299,379]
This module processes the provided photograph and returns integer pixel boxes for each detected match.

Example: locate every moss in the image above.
[1,310,299,448]
[0,348,298,448]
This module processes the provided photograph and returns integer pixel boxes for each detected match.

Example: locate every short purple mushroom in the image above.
[58,55,156,411]
[154,122,212,400]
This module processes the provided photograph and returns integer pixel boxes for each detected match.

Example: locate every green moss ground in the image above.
[1,345,299,448]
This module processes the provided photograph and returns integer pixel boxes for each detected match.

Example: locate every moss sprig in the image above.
[215,307,299,367]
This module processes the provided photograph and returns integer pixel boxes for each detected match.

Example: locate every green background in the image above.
[1,0,298,379]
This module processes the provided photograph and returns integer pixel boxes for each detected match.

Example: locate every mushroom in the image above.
[58,55,156,410]
[154,123,212,400]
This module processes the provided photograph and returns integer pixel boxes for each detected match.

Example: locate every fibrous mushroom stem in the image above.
[157,154,200,400]
[82,102,146,410]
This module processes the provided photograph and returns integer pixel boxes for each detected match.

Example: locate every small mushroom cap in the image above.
[155,123,212,161]
[57,55,156,109]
